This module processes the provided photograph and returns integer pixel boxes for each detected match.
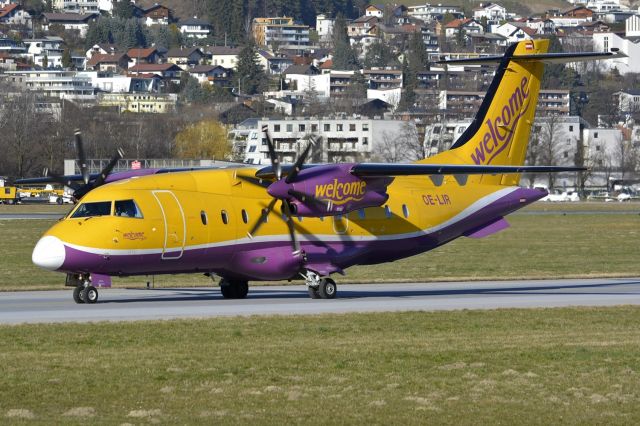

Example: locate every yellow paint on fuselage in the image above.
[44,168,503,254]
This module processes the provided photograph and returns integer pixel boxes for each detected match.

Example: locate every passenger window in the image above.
[402,204,410,218]
[221,210,229,224]
[385,205,392,219]
[71,201,112,218]
[358,209,366,219]
[200,210,207,225]
[114,200,143,218]
[241,209,249,224]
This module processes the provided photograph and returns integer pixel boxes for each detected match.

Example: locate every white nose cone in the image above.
[32,236,66,271]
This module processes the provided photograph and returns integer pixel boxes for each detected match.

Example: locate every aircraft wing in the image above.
[436,51,626,65]
[256,164,585,179]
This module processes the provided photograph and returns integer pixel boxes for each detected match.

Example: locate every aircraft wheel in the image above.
[318,278,337,299]
[220,279,249,299]
[73,286,85,304]
[307,286,320,299]
[82,285,99,304]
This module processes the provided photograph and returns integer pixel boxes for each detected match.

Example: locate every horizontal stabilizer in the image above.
[436,51,626,66]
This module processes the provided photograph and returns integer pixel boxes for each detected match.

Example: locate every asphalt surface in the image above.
[1,278,639,324]
[0,213,65,220]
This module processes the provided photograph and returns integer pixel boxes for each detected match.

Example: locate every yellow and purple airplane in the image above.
[23,40,622,304]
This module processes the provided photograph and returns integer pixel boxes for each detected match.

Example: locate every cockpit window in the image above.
[71,201,112,218]
[114,199,143,218]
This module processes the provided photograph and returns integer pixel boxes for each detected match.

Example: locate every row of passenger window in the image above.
[207,204,411,226]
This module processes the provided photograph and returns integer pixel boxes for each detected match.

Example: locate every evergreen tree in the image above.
[397,55,416,112]
[331,13,360,70]
[407,30,428,74]
[62,49,72,69]
[113,0,134,19]
[234,40,267,95]
[364,37,397,69]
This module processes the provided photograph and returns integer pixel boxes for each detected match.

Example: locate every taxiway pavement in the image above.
[1,278,639,324]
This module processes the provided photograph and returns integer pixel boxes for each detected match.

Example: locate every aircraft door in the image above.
[152,190,186,260]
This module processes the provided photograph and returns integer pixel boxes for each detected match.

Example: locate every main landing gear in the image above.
[303,271,337,299]
[68,274,99,304]
[219,278,249,299]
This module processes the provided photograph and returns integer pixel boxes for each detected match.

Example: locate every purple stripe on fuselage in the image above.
[59,187,546,280]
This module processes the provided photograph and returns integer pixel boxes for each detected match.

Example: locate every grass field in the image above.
[0,202,638,290]
[1,307,639,423]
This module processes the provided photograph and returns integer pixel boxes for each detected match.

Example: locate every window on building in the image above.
[563,151,568,158]
[248,145,257,152]
[274,124,280,132]
[569,125,573,131]
[362,123,369,131]
[362,137,368,145]
[286,124,293,132]
[337,124,343,131]
[324,123,330,131]
[299,124,305,132]
[261,138,267,145]
[311,124,318,132]
[349,123,356,131]
[594,132,599,138]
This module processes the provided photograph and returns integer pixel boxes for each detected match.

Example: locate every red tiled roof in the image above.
[319,59,333,69]
[445,18,473,29]
[0,3,19,18]
[127,48,157,59]
[87,53,129,67]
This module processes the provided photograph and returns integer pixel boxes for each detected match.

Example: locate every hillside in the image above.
[137,0,575,22]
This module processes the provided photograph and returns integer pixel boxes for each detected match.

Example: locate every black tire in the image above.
[82,285,99,304]
[220,280,249,299]
[307,286,320,299]
[318,278,337,299]
[73,286,84,304]
[56,197,63,205]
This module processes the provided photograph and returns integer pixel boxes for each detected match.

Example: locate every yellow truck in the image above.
[0,177,19,205]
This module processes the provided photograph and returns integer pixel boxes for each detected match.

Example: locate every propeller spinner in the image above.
[241,125,327,255]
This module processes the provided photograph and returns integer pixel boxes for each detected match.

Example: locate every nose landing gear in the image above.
[67,274,99,304]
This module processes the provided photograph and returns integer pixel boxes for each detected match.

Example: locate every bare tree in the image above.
[373,130,413,163]
[537,116,565,189]
[613,133,638,180]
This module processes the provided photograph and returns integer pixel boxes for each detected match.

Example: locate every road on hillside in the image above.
[1,278,639,324]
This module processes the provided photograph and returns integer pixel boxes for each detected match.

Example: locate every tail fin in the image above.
[421,39,549,185]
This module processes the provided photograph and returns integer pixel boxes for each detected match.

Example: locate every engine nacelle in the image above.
[267,163,392,217]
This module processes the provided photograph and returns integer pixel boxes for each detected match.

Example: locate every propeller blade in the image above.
[287,189,331,212]
[281,200,300,254]
[285,137,316,184]
[74,129,90,185]
[94,148,124,187]
[237,175,270,188]
[247,198,278,238]
[45,169,80,191]
[261,125,281,181]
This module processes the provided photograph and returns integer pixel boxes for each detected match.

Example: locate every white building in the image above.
[77,71,159,93]
[473,3,509,24]
[24,36,65,68]
[625,14,640,36]
[407,4,463,22]
[316,14,334,41]
[3,70,95,99]
[241,117,412,164]
[53,0,99,13]
[592,32,640,74]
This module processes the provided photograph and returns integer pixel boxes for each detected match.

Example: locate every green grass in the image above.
[1,307,640,423]
[1,203,638,290]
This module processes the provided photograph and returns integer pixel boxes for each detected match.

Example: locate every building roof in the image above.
[0,3,19,18]
[87,53,129,67]
[190,64,229,73]
[319,59,333,69]
[207,46,241,55]
[166,47,203,57]
[43,13,98,22]
[283,64,320,75]
[445,18,476,29]
[129,63,183,72]
[127,48,158,59]
[179,17,211,27]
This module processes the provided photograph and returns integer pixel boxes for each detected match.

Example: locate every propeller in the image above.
[243,125,325,254]
[46,130,124,200]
